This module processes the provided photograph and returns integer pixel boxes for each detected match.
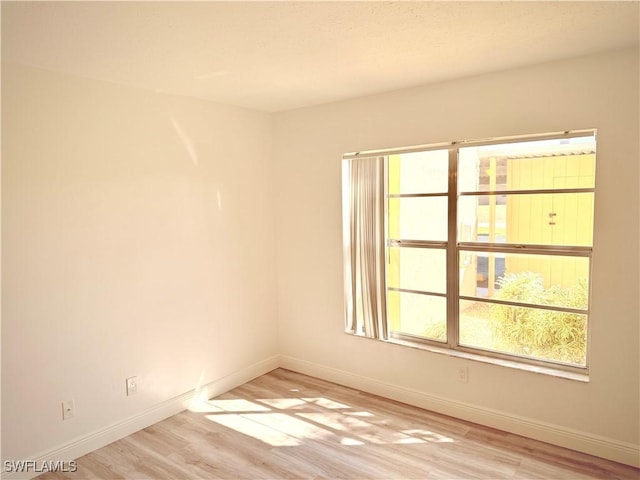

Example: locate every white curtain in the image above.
[343,156,387,339]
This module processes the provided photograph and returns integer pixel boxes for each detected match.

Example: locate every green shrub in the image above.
[422,322,446,341]
[490,272,587,365]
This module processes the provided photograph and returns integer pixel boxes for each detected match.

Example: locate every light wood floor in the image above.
[39,368,639,479]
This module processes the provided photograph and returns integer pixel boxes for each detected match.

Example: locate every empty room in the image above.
[2,1,639,479]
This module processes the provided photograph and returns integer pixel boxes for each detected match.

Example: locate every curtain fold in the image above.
[344,156,387,338]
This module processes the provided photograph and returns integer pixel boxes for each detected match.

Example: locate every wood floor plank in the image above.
[37,368,640,479]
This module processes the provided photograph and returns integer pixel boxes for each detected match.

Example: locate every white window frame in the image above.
[343,130,595,375]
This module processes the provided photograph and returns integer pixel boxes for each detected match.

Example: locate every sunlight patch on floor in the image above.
[245,413,337,442]
[201,394,456,448]
[208,398,271,412]
[297,412,374,431]
[301,397,351,409]
[394,437,427,444]
[206,414,301,447]
[402,429,455,443]
[344,411,375,417]
[257,398,308,409]
[340,437,365,446]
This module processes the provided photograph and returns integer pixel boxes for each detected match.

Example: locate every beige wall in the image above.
[2,63,278,461]
[2,48,638,467]
[273,49,639,447]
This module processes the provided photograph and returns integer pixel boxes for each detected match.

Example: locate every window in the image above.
[342,131,596,372]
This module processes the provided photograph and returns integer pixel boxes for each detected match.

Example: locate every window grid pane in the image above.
[388,291,447,342]
[366,131,595,371]
[458,251,590,311]
[387,246,447,294]
[459,300,587,366]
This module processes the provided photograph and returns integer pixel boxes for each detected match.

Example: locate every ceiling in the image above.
[2,1,639,113]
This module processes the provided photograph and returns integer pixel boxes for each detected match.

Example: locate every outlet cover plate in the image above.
[126,376,138,396]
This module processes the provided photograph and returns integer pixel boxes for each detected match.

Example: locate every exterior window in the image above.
[343,131,595,372]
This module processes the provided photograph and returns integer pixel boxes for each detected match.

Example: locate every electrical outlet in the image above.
[62,399,75,420]
[457,366,469,384]
[126,376,138,396]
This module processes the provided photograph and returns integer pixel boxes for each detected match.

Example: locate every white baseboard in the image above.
[4,353,637,479]
[279,355,640,468]
[2,356,280,480]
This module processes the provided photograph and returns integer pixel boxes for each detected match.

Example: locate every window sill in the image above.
[381,336,590,382]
